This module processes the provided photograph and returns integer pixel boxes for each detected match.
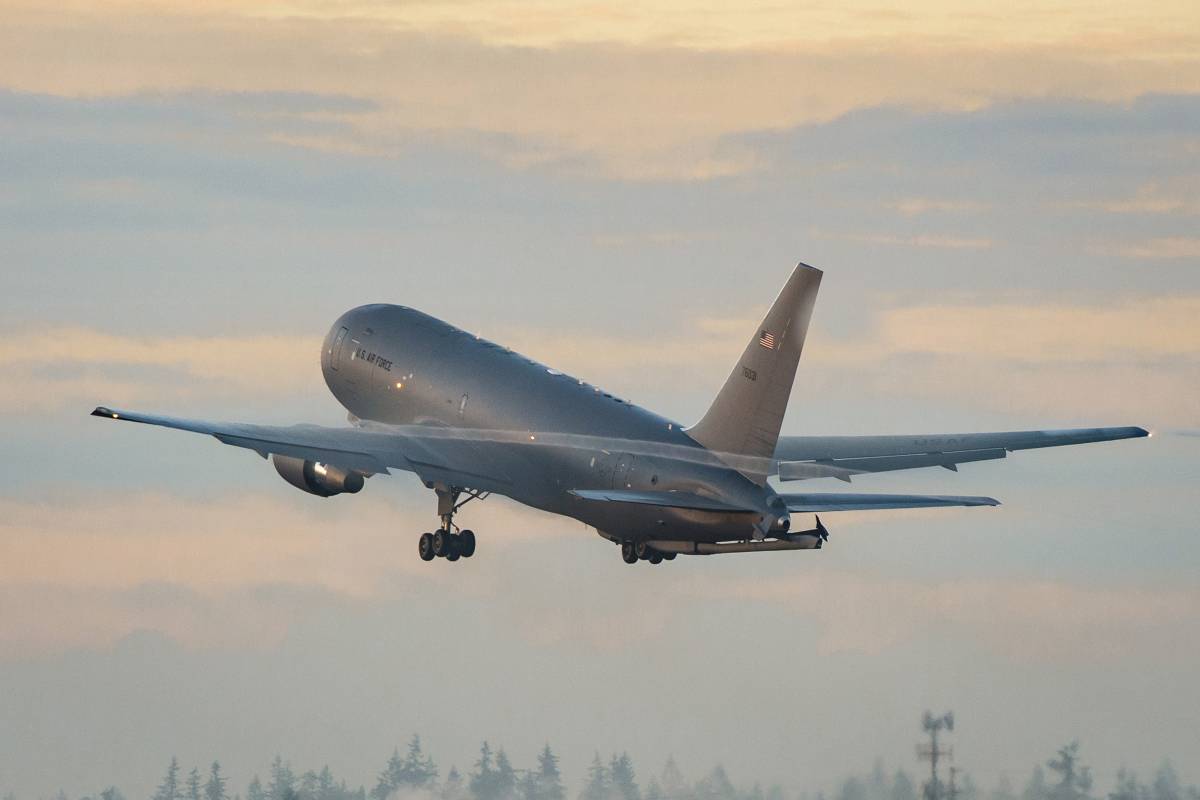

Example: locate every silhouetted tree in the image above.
[660,758,688,800]
[1152,764,1182,800]
[472,742,503,800]
[495,748,517,800]
[155,758,184,800]
[581,754,610,800]
[1111,769,1145,800]
[893,772,919,800]
[1047,743,1092,800]
[443,767,467,800]
[188,768,204,800]
[248,776,267,800]
[1023,767,1049,800]
[610,755,640,800]
[206,763,229,800]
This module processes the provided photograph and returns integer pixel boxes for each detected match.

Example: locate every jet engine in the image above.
[272,454,365,497]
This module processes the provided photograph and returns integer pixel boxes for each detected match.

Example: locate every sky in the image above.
[1,0,1199,797]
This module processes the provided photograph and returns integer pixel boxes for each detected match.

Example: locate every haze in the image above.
[0,1,1198,797]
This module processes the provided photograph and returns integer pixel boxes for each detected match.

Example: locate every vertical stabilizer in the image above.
[686,263,822,483]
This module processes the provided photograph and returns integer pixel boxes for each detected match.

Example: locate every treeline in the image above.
[11,737,1199,800]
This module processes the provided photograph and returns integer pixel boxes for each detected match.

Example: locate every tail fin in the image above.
[686,263,822,483]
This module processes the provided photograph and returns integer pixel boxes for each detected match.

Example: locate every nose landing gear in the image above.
[418,485,486,563]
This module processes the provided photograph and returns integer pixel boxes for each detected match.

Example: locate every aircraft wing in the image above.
[773,426,1149,482]
[90,406,518,493]
[568,488,756,512]
[779,492,999,512]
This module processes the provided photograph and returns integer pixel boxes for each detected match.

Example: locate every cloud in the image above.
[0,328,320,412]
[1111,237,1200,260]
[812,230,995,249]
[1,3,1198,178]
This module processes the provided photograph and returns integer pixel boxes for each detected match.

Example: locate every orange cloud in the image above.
[1,2,1198,177]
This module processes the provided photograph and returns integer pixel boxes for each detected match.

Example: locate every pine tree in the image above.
[443,767,467,800]
[1152,764,1182,800]
[155,757,184,800]
[610,755,640,800]
[188,768,204,800]
[892,772,918,800]
[206,763,229,800]
[660,759,688,800]
[249,776,268,800]
[402,735,439,788]
[471,742,500,800]
[100,788,127,800]
[1047,743,1092,800]
[537,745,566,800]
[317,767,337,800]
[495,749,517,800]
[373,751,406,800]
[268,758,298,800]
[1111,769,1144,800]
[1023,768,1049,800]
[581,754,610,800]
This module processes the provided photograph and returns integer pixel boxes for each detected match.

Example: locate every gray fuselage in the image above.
[320,304,779,543]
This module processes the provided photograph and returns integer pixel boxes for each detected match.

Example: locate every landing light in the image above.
[395,382,404,390]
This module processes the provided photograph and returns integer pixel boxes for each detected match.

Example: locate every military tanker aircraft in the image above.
[93,264,1148,564]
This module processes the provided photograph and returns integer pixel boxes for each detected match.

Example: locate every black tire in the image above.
[433,529,450,557]
[662,552,677,561]
[418,532,436,561]
[459,529,476,558]
[635,541,649,560]
[621,541,638,564]
[648,552,663,564]
[446,535,461,562]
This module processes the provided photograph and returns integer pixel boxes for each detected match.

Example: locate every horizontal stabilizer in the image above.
[780,492,1000,512]
[569,489,756,513]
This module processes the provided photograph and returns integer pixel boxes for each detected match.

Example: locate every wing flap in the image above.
[780,492,1000,512]
[569,488,756,513]
[777,447,1008,481]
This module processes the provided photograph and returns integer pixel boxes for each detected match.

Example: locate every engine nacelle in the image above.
[272,455,365,497]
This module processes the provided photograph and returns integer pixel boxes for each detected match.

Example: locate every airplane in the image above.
[92,264,1148,565]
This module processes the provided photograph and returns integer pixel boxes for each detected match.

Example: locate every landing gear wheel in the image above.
[635,541,650,560]
[433,529,451,557]
[648,552,663,565]
[445,535,462,561]
[662,552,677,561]
[418,532,436,561]
[459,530,476,558]
[621,541,639,564]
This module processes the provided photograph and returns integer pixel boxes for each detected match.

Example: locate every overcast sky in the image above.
[1,2,1198,798]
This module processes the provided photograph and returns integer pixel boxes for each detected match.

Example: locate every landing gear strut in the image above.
[418,484,486,563]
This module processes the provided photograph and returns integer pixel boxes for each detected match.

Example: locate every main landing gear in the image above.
[620,541,677,565]
[418,484,487,563]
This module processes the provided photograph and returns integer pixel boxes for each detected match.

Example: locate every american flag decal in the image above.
[758,330,777,350]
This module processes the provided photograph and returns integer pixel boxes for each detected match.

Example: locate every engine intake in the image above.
[272,455,365,497]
